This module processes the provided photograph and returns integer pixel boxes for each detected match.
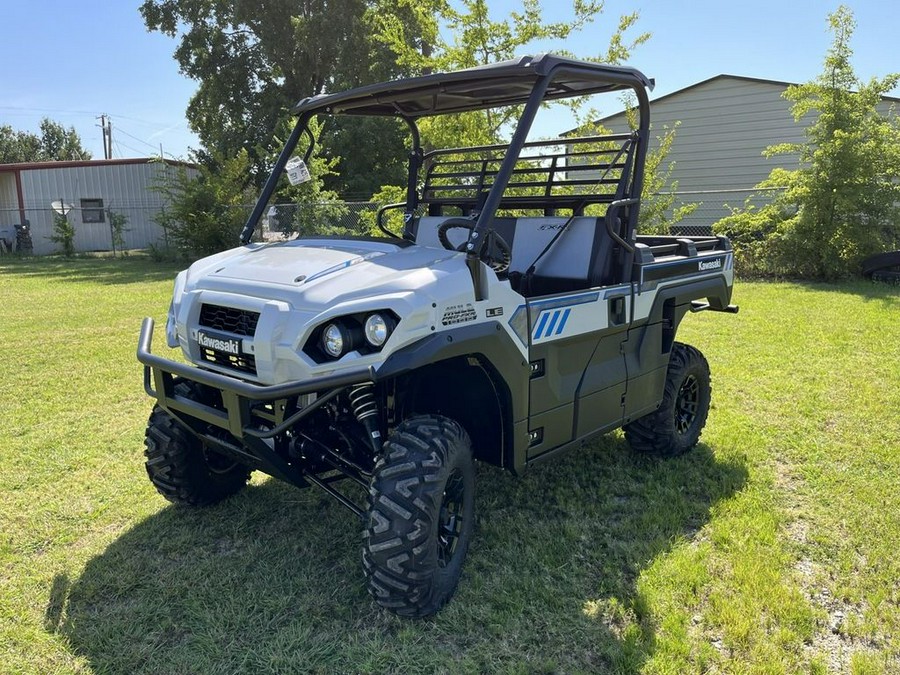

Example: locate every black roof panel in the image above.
[291,54,653,118]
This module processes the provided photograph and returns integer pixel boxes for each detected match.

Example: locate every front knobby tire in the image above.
[144,385,251,506]
[363,415,475,618]
[624,342,711,457]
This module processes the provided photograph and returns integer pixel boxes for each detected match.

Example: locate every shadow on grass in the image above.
[58,436,746,673]
[0,256,183,286]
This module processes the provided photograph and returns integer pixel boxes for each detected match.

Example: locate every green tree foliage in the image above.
[371,0,649,150]
[48,213,76,257]
[714,6,900,279]
[154,120,348,257]
[0,118,91,163]
[258,118,348,237]
[365,0,658,220]
[106,209,130,256]
[360,184,407,236]
[317,117,409,199]
[153,151,257,258]
[140,0,412,192]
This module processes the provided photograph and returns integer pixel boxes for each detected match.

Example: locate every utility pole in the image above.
[97,115,112,159]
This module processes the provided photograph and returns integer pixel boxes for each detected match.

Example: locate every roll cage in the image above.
[239,53,654,299]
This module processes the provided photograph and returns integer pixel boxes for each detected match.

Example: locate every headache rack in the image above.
[420,133,637,216]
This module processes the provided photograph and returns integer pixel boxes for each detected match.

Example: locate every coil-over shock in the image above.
[349,383,382,453]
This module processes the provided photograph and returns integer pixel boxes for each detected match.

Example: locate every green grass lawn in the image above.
[1,256,898,674]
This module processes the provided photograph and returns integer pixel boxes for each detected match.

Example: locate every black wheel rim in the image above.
[674,373,700,435]
[437,469,465,567]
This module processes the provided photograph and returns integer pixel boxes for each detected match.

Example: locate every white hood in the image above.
[183,238,463,308]
[211,241,390,286]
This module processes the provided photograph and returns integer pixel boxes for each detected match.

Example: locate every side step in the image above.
[690,301,740,314]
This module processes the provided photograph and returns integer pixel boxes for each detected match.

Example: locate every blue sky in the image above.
[0,1,896,160]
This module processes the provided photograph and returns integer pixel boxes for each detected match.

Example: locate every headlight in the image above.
[304,310,399,363]
[321,323,347,358]
[364,313,393,347]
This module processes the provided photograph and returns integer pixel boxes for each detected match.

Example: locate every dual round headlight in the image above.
[321,322,348,358]
[364,313,390,347]
[319,313,394,359]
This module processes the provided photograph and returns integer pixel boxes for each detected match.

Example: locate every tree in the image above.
[362,0,653,213]
[153,150,258,258]
[0,118,91,163]
[318,116,409,199]
[48,213,76,257]
[142,0,649,196]
[153,120,348,258]
[371,0,649,150]
[714,6,900,279]
[106,209,130,256]
[140,0,412,191]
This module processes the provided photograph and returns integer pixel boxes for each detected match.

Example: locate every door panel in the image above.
[525,287,632,458]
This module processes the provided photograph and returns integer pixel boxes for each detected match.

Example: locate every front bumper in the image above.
[138,317,374,480]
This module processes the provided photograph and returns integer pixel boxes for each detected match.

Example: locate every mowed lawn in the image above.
[0,256,897,674]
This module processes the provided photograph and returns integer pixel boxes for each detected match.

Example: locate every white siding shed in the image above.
[0,158,194,255]
[584,75,898,233]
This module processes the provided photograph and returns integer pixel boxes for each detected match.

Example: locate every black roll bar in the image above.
[239,114,313,245]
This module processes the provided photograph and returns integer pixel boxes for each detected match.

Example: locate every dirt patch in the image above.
[776,460,884,671]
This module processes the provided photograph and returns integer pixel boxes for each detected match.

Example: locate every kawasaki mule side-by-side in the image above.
[137,54,737,617]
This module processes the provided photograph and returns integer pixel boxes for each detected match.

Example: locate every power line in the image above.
[0,105,183,129]
[112,138,149,158]
[115,125,163,152]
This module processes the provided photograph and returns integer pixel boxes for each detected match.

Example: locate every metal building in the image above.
[577,74,898,234]
[0,158,195,255]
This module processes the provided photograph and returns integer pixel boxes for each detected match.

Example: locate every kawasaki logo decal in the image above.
[198,331,241,355]
[698,258,723,271]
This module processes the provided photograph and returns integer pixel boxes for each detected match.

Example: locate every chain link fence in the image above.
[2,188,785,256]
[654,187,785,237]
[0,205,184,256]
[259,202,382,241]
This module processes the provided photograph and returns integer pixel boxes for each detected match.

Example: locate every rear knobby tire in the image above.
[363,414,475,618]
[144,384,251,506]
[624,342,711,457]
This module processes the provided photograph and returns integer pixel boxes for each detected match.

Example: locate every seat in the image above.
[414,215,614,296]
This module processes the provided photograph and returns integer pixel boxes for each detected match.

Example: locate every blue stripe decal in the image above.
[533,312,550,340]
[533,307,574,340]
[555,308,571,335]
[544,310,561,337]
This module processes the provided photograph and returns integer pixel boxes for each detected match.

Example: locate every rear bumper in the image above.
[137,317,373,440]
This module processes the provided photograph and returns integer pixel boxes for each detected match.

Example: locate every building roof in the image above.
[565,73,900,134]
[0,157,196,173]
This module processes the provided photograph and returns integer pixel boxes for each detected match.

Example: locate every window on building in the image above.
[81,198,105,223]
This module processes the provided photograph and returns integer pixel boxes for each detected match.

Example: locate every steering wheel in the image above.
[436,218,512,274]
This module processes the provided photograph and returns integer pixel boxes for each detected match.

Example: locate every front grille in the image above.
[199,348,257,376]
[197,303,259,375]
[199,304,260,337]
